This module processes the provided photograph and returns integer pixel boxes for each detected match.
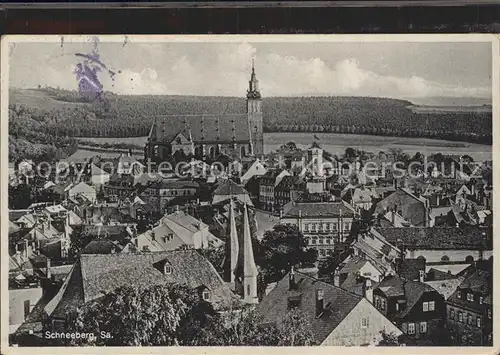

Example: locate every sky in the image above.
[8,39,492,101]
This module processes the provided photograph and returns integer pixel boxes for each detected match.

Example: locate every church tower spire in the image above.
[223,198,239,284]
[246,59,263,157]
[242,203,259,304]
[247,59,261,100]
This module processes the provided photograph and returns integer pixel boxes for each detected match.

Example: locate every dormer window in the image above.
[202,290,210,301]
[163,263,172,275]
[480,296,484,304]
[467,293,474,301]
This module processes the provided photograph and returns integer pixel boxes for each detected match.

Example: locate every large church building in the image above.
[144,63,264,162]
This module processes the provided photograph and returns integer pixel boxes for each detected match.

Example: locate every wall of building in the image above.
[445,304,490,345]
[9,287,43,334]
[322,298,402,346]
[407,249,492,263]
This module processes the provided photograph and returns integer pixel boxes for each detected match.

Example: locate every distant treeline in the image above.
[9,88,492,161]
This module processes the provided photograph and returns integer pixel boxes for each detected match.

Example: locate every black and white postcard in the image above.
[1,35,497,352]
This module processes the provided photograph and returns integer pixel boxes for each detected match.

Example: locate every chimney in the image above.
[364,278,373,303]
[289,266,296,290]
[315,289,324,317]
[391,210,396,225]
[24,239,29,259]
[419,270,425,282]
[424,198,430,227]
[333,267,340,287]
[46,258,51,279]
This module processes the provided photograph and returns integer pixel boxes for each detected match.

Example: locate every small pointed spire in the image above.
[243,203,258,278]
[228,198,239,283]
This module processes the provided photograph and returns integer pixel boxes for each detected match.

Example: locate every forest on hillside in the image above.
[9,88,492,162]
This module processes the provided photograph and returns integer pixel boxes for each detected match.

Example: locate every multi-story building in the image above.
[139,179,199,214]
[373,275,446,345]
[259,169,291,211]
[280,200,355,258]
[445,259,493,345]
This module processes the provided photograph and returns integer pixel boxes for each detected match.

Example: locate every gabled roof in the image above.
[45,250,237,318]
[375,226,491,250]
[149,114,251,144]
[257,271,362,343]
[425,278,463,300]
[213,179,248,197]
[375,276,437,318]
[282,201,355,218]
[338,255,368,275]
[81,240,123,254]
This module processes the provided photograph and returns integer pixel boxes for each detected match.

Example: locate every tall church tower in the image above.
[247,60,264,156]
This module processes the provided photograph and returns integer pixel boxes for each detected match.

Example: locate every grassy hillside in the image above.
[8,88,492,161]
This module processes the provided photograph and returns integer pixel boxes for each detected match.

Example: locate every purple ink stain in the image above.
[74,39,118,102]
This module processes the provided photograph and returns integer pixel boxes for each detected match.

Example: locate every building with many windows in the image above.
[280,201,355,258]
[445,259,492,346]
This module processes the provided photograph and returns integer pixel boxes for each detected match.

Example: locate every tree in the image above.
[345,147,356,159]
[66,283,217,346]
[198,241,225,276]
[195,304,280,346]
[68,225,97,259]
[277,308,315,346]
[195,303,314,346]
[8,183,36,209]
[377,330,400,346]
[258,224,318,284]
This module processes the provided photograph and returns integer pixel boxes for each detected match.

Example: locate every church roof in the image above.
[149,114,251,144]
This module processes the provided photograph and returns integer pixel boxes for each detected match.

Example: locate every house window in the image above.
[202,290,210,301]
[457,291,461,299]
[395,303,399,311]
[164,264,172,274]
[477,316,482,328]
[429,301,435,311]
[247,284,250,296]
[467,293,474,301]
[468,314,473,325]
[458,311,463,323]
[361,318,369,328]
[488,309,492,319]
[423,302,429,312]
[381,299,386,310]
[480,297,483,304]
[420,322,427,333]
[408,323,415,335]
[450,309,455,319]
[304,224,309,232]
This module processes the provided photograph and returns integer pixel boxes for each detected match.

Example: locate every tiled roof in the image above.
[150,114,251,144]
[257,271,362,343]
[398,258,425,281]
[213,179,248,197]
[375,276,437,318]
[339,256,368,274]
[282,201,355,218]
[81,240,123,254]
[447,266,492,313]
[425,279,463,300]
[45,250,236,318]
[375,226,491,250]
